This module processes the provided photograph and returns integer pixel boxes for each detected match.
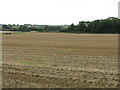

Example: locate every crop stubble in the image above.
[2,33,118,88]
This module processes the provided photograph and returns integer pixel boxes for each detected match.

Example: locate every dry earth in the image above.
[2,32,118,88]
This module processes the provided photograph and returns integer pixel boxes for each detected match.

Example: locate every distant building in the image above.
[24,24,32,27]
[32,24,41,27]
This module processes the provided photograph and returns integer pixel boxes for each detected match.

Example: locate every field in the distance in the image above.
[2,32,118,88]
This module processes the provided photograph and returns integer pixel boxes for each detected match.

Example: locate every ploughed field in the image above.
[2,32,118,88]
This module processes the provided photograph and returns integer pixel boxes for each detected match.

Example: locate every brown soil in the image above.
[2,32,118,88]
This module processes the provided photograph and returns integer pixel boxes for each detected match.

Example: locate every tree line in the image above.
[2,24,69,32]
[60,17,120,34]
[2,24,67,32]
[2,17,120,34]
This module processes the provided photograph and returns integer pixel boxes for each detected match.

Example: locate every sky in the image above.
[0,0,119,25]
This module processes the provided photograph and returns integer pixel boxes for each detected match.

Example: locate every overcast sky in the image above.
[0,0,119,25]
